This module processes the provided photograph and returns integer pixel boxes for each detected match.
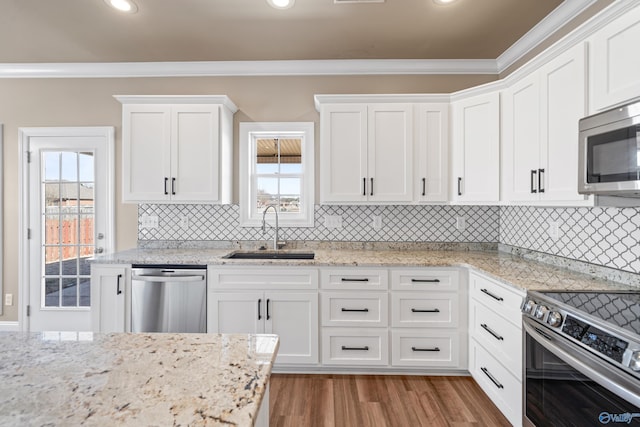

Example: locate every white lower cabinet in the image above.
[91,263,130,333]
[208,267,319,365]
[390,268,466,371]
[468,271,525,427]
[322,328,389,366]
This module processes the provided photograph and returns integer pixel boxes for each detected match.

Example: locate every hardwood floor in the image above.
[269,374,510,427]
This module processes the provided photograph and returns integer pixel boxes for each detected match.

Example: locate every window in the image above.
[239,122,314,227]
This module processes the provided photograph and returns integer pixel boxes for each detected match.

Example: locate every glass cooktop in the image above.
[540,291,640,337]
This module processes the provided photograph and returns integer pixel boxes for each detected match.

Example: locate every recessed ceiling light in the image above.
[104,0,138,13]
[267,0,295,10]
[433,0,458,4]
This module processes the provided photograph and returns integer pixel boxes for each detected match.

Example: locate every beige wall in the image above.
[0,74,496,321]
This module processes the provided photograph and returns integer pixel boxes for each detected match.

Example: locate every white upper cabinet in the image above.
[415,104,449,202]
[117,96,236,204]
[451,92,500,203]
[502,44,589,204]
[319,101,413,204]
[590,4,640,112]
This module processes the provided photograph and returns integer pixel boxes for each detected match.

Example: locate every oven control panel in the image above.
[562,315,628,363]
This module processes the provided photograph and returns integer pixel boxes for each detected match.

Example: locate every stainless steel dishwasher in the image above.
[131,265,207,333]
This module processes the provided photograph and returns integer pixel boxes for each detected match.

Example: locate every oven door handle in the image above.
[523,318,640,408]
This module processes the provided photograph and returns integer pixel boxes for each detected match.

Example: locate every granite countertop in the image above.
[92,247,639,293]
[0,332,279,426]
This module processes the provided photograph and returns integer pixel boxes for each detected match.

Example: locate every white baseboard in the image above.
[0,321,20,331]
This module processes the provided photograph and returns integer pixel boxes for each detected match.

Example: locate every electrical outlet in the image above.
[179,215,189,230]
[372,215,382,229]
[548,221,560,240]
[455,216,466,231]
[4,294,12,306]
[324,215,343,228]
[141,215,159,229]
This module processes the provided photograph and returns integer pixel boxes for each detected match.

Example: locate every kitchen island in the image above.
[0,332,278,426]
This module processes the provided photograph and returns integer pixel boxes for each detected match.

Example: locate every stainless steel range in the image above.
[522,290,640,426]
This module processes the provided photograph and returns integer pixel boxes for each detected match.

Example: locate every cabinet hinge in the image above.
[27,228,31,240]
[26,305,31,317]
[26,151,31,163]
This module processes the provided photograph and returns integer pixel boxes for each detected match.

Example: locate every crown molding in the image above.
[0,59,497,79]
[496,0,598,74]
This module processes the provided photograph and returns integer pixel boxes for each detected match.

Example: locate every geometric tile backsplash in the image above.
[138,204,640,274]
[500,206,640,275]
[138,204,500,243]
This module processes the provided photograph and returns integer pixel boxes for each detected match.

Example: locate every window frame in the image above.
[239,122,315,228]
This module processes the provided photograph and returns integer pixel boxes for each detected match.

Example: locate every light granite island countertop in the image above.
[0,332,278,426]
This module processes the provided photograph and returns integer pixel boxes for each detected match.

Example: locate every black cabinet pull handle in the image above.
[341,346,369,351]
[411,308,440,313]
[258,299,262,320]
[457,177,462,196]
[538,168,545,193]
[481,323,504,341]
[266,299,270,320]
[481,367,504,389]
[341,278,369,282]
[116,274,123,295]
[531,170,537,193]
[341,308,369,312]
[412,347,440,352]
[480,288,504,301]
[370,177,374,196]
[164,177,169,195]
[171,177,176,195]
[422,178,426,196]
[411,278,440,283]
[362,177,366,196]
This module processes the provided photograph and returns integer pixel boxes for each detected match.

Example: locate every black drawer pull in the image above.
[538,168,545,193]
[422,177,426,196]
[481,323,504,341]
[266,299,271,320]
[164,177,169,195]
[531,169,537,193]
[258,299,262,321]
[480,288,504,301]
[171,177,176,195]
[481,367,504,389]
[342,346,369,351]
[412,347,440,352]
[362,177,366,196]
[411,278,440,283]
[341,308,369,313]
[411,308,440,313]
[341,278,369,282]
[370,177,374,196]
[457,177,462,196]
[116,274,123,295]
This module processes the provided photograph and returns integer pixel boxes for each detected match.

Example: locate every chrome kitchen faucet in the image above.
[262,205,285,250]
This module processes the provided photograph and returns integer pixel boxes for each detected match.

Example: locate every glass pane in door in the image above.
[42,151,95,308]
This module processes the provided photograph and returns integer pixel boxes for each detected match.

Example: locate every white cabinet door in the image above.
[209,292,263,334]
[590,5,640,111]
[451,92,500,203]
[540,44,588,202]
[265,291,319,364]
[171,105,221,202]
[320,104,368,203]
[122,104,171,202]
[368,104,413,202]
[415,103,449,202]
[502,73,540,202]
[91,264,129,333]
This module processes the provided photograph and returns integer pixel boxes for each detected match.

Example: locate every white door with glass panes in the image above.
[21,127,114,332]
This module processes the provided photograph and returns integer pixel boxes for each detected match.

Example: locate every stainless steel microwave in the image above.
[578,100,640,197]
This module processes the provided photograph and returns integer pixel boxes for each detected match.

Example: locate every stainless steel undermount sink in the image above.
[224,251,315,260]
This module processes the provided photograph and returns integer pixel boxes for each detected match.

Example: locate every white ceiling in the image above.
[0,0,605,76]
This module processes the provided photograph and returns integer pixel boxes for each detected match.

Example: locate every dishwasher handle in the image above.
[131,274,205,283]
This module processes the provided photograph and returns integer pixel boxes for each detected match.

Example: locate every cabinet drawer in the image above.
[470,300,522,377]
[209,267,318,290]
[320,268,388,290]
[321,328,389,366]
[390,269,459,291]
[469,272,524,324]
[391,330,460,368]
[321,292,388,327]
[469,339,522,427]
[391,292,458,328]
